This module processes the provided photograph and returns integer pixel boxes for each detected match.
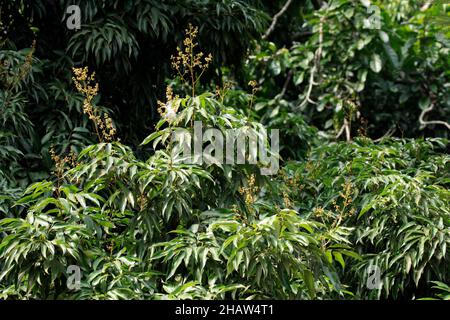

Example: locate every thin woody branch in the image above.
[262,0,294,40]
[419,102,450,131]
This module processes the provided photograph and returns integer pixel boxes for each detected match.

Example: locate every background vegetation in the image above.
[0,0,449,300]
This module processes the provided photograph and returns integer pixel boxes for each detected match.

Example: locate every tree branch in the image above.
[374,126,396,142]
[419,102,450,131]
[420,0,434,12]
[262,0,294,40]
[279,69,293,99]
[298,15,325,110]
[336,118,351,142]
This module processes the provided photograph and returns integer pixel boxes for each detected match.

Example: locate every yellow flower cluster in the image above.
[329,181,356,227]
[339,181,354,211]
[1,41,35,89]
[170,23,213,96]
[157,86,179,124]
[18,40,36,81]
[101,114,117,142]
[248,80,259,109]
[215,81,234,103]
[283,191,292,208]
[50,147,78,196]
[239,174,258,206]
[248,80,258,94]
[72,67,98,99]
[50,148,78,173]
[287,174,302,190]
[72,67,117,142]
[313,182,355,232]
[345,98,359,113]
[313,206,325,217]
[278,170,302,208]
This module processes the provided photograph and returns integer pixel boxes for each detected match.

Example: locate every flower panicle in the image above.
[72,67,117,142]
[170,23,213,96]
[157,86,180,123]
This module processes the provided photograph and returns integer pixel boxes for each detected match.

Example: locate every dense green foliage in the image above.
[0,0,449,300]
